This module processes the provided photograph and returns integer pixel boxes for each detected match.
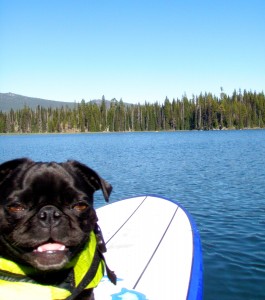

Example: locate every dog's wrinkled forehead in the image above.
[0,158,112,203]
[14,163,82,207]
[22,163,74,188]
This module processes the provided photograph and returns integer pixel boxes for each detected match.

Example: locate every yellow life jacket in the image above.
[0,231,106,300]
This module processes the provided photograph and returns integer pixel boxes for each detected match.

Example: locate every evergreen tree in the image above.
[1,90,264,133]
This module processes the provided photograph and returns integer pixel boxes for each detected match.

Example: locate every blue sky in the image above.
[0,0,264,104]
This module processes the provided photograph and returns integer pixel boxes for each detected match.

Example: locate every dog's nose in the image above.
[37,205,62,227]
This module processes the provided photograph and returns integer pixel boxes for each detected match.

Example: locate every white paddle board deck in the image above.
[94,195,203,300]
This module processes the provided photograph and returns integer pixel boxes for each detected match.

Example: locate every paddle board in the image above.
[94,195,203,300]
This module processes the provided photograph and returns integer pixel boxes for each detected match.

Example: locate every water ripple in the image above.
[1,130,265,300]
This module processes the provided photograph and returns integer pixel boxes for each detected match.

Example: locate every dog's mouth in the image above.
[33,242,66,253]
[28,241,71,271]
[1,234,82,272]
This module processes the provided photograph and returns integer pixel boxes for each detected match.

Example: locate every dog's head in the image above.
[0,158,112,272]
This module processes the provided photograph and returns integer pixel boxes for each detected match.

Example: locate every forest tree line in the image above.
[0,89,265,133]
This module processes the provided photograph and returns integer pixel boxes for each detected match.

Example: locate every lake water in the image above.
[1,130,265,299]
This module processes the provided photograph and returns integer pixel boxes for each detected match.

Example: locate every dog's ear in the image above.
[64,160,112,202]
[0,158,32,185]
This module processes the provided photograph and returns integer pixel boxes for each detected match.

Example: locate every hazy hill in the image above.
[0,93,78,112]
[0,93,113,112]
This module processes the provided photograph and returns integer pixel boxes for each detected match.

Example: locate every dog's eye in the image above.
[72,202,89,212]
[7,203,26,213]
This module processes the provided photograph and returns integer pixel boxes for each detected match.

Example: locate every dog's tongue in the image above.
[36,243,65,252]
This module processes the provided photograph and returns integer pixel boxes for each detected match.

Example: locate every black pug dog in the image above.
[0,158,116,300]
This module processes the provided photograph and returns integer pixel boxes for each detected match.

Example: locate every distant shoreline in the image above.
[1,127,264,136]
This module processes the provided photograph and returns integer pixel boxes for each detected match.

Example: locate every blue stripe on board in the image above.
[176,201,203,300]
[122,194,204,300]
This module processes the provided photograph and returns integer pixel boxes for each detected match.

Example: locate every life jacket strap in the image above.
[94,223,116,285]
[98,250,117,285]
[65,249,101,300]
[65,224,117,300]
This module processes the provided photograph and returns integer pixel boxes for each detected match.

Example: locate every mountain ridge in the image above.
[0,92,111,112]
